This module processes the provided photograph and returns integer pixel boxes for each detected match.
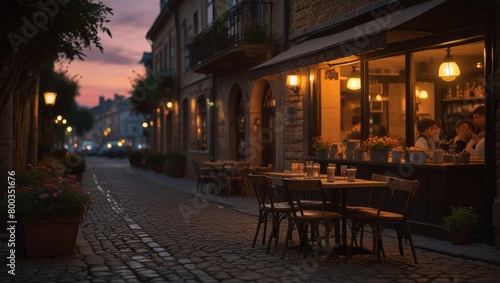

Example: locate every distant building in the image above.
[85,94,146,150]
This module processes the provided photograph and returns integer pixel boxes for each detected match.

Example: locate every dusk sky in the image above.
[65,1,159,108]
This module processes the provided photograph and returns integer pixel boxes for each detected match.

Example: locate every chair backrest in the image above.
[192,159,201,177]
[377,178,419,219]
[265,176,288,203]
[247,174,268,207]
[371,173,392,182]
[283,179,327,215]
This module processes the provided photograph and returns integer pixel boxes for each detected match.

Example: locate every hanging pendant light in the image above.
[347,65,361,90]
[439,47,460,81]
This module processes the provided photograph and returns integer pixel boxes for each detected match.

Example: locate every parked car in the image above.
[79,141,99,156]
[100,141,129,158]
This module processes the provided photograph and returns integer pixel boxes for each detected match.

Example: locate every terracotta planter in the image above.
[449,227,474,245]
[19,218,81,258]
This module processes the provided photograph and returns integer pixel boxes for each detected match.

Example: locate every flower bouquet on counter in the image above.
[312,136,333,157]
[360,136,400,152]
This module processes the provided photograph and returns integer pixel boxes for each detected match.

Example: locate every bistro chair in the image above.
[345,177,420,264]
[281,179,342,259]
[192,159,216,194]
[224,161,250,196]
[346,173,392,246]
[248,174,292,254]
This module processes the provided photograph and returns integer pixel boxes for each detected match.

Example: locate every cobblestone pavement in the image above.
[1,157,500,282]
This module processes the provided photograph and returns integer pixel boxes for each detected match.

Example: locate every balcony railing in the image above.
[189,1,272,70]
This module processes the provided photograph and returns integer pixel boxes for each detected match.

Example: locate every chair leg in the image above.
[403,224,418,264]
[252,210,265,248]
[281,219,294,260]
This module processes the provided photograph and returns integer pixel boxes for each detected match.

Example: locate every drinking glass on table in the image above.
[340,165,347,179]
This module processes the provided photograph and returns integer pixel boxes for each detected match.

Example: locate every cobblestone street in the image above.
[1,157,500,282]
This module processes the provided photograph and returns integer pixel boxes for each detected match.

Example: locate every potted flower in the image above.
[1,164,94,258]
[164,152,186,178]
[443,205,479,245]
[312,136,333,158]
[360,136,400,162]
[406,146,427,165]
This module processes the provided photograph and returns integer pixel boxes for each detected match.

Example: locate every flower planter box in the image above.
[18,218,81,258]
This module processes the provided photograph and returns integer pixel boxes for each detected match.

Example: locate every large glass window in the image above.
[319,62,361,143]
[367,55,406,146]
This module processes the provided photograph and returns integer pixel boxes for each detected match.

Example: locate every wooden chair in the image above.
[248,174,292,254]
[192,159,216,193]
[345,177,420,263]
[346,173,392,247]
[225,161,250,196]
[281,179,342,259]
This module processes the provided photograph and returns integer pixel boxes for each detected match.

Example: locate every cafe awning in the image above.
[249,0,446,81]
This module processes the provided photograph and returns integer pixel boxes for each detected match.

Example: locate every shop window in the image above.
[319,62,361,143]
[413,42,484,142]
[367,55,406,147]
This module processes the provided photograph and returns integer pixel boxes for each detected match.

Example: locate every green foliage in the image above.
[443,205,479,231]
[2,164,93,222]
[164,153,186,169]
[246,23,268,43]
[129,71,175,115]
[147,152,167,166]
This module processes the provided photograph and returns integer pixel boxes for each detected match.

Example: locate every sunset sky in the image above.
[65,0,159,108]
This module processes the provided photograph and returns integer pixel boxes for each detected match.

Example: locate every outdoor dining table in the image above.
[263,171,388,253]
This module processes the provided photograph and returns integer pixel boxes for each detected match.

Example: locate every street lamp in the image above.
[43,91,57,155]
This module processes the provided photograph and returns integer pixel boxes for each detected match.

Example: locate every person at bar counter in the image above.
[452,120,479,153]
[347,115,361,139]
[415,118,439,153]
[472,105,485,158]
[472,105,485,138]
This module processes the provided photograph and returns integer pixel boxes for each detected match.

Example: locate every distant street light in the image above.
[43,91,57,106]
[43,91,57,155]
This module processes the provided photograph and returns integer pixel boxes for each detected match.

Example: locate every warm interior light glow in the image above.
[166,101,173,109]
[375,94,382,101]
[347,66,361,90]
[142,122,148,128]
[419,89,429,99]
[286,74,300,93]
[439,48,460,81]
[43,91,57,106]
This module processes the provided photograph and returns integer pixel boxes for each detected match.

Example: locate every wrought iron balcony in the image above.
[188,1,272,74]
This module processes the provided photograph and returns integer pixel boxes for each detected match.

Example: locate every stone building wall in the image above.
[290,0,385,37]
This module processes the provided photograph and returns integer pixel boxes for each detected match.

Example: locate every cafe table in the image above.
[263,171,388,253]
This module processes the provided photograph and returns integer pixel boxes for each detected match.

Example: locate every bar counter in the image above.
[311,157,486,241]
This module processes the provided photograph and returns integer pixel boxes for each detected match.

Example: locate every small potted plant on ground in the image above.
[443,204,479,245]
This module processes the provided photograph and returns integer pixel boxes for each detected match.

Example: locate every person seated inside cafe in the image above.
[347,115,361,140]
[415,118,439,153]
[452,119,479,153]
[471,106,485,158]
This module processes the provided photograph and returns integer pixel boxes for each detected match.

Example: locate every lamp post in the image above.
[142,121,150,151]
[43,91,57,156]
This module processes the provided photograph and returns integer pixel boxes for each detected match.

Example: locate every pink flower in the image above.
[39,193,49,200]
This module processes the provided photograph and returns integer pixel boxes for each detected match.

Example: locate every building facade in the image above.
[146,0,499,247]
